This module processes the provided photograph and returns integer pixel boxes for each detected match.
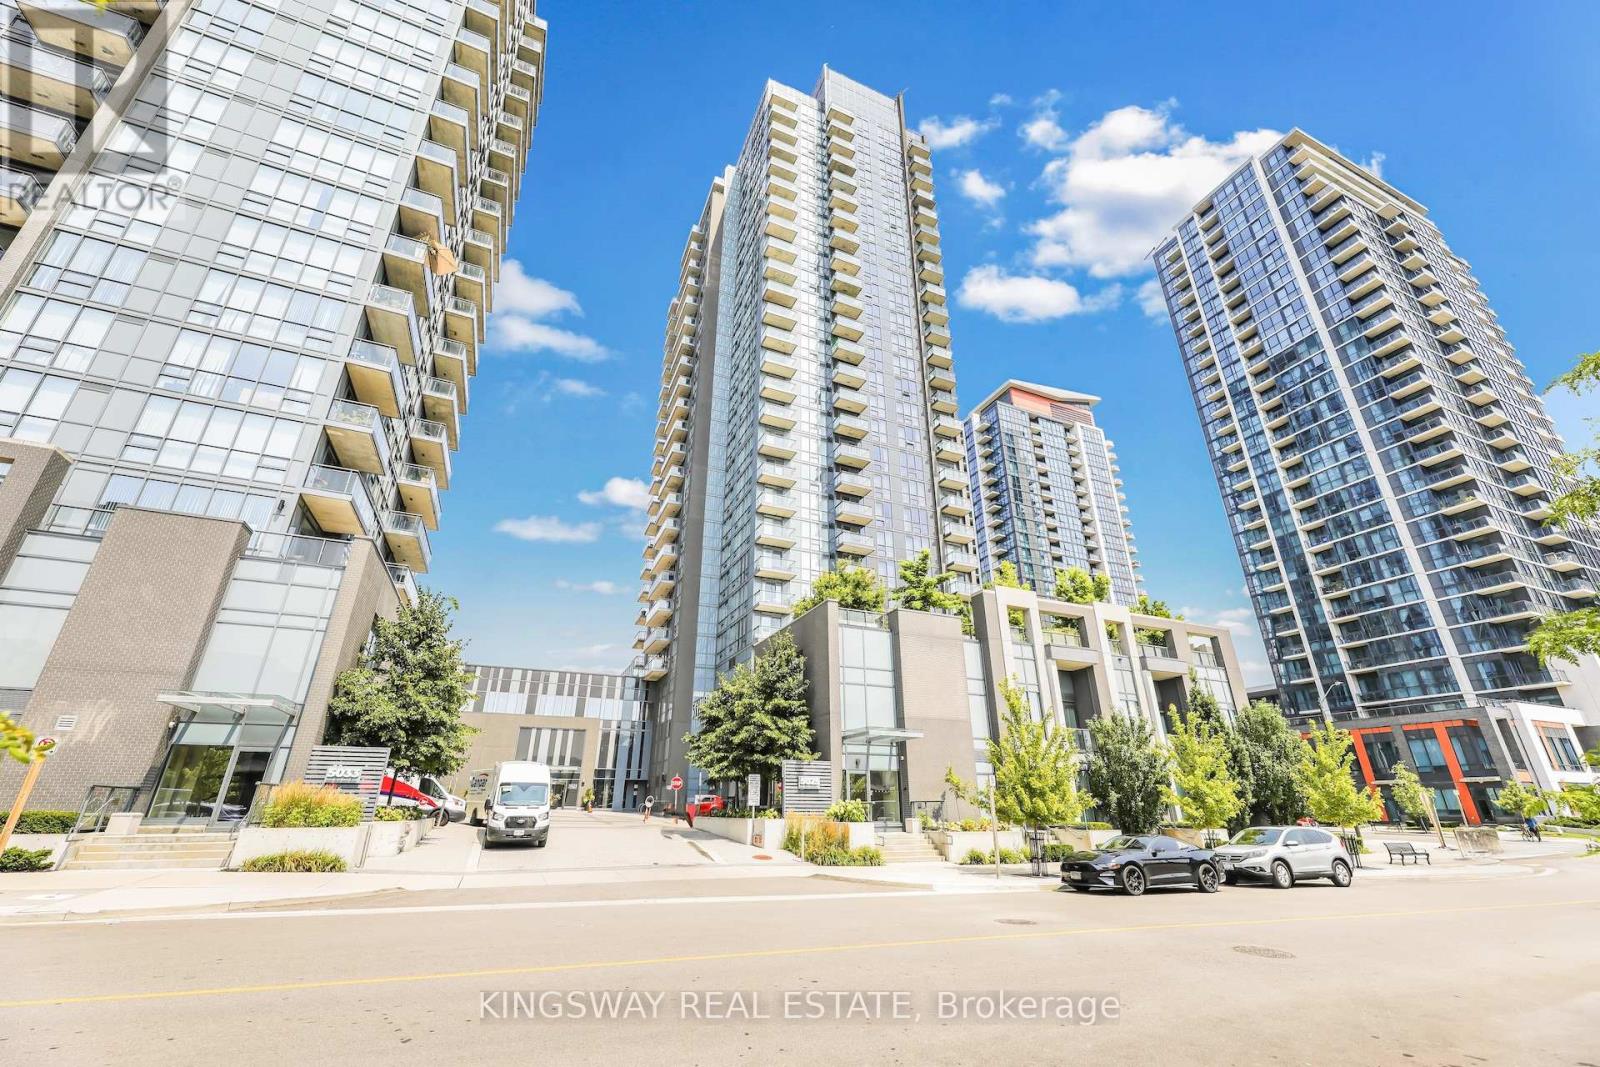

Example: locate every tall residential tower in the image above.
[1152,130,1600,727]
[636,69,976,796]
[0,0,546,814]
[963,380,1141,604]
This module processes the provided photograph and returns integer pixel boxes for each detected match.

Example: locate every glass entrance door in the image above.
[148,744,233,824]
[845,744,903,827]
[216,750,271,826]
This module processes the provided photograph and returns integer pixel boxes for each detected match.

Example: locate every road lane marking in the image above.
[5,896,1596,1009]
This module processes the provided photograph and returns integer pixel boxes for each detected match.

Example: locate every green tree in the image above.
[1389,761,1435,830]
[989,560,1025,589]
[1557,784,1600,824]
[1528,350,1600,665]
[1054,566,1111,605]
[988,679,1090,831]
[682,632,817,788]
[1231,701,1307,826]
[792,563,885,616]
[1086,713,1169,834]
[1491,780,1552,821]
[1295,722,1385,831]
[1587,741,1600,772]
[1163,705,1243,840]
[1,711,35,764]
[1133,593,1184,646]
[327,589,476,777]
[893,549,965,614]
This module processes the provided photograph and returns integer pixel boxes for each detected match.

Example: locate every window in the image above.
[1406,733,1445,772]
[0,458,10,488]
[1538,727,1584,773]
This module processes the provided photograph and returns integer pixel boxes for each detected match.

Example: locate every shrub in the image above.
[0,810,77,834]
[804,844,883,867]
[714,806,782,820]
[0,847,54,872]
[260,782,362,828]
[961,847,1030,865]
[238,850,348,873]
[823,799,869,823]
[962,848,989,865]
[374,807,410,822]
[784,816,859,860]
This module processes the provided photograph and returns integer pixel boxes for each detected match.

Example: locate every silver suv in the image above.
[1212,826,1354,889]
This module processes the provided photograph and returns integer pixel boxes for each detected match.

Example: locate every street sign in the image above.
[746,773,761,806]
[33,736,58,756]
[781,760,833,816]
[670,774,683,791]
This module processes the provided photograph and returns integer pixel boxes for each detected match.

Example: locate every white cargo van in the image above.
[466,761,552,847]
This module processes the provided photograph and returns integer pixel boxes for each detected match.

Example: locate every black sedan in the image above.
[1059,834,1221,896]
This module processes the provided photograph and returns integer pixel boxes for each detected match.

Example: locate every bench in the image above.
[1384,841,1431,865]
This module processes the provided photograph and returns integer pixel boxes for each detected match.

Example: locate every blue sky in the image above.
[432,3,1600,681]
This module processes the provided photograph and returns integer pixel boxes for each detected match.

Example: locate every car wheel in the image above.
[1196,863,1220,893]
[469,809,482,828]
[1271,860,1294,889]
[1119,865,1146,897]
[1330,859,1353,887]
[436,809,450,828]
[535,836,549,849]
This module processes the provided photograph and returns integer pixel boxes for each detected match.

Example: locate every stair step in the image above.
[62,856,229,870]
[75,839,234,852]
[132,832,236,842]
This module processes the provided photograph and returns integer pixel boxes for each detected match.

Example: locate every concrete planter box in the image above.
[694,817,787,848]
[844,821,876,850]
[366,817,431,858]
[933,829,1024,861]
[228,825,369,869]
[1051,827,1118,852]
[5,833,67,865]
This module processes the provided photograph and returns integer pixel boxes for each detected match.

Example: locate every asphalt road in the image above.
[5,855,1598,1065]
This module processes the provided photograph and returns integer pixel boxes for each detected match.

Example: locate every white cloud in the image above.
[1360,151,1386,179]
[578,476,650,511]
[490,317,610,362]
[486,260,612,361]
[498,261,582,318]
[1137,277,1168,320]
[493,515,601,543]
[1026,104,1281,278]
[956,168,1006,208]
[989,92,1015,108]
[552,377,604,397]
[554,579,622,595]
[1019,89,1068,151]
[957,265,1120,323]
[1179,605,1272,685]
[916,114,998,150]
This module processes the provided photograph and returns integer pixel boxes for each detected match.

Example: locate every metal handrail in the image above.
[58,784,142,869]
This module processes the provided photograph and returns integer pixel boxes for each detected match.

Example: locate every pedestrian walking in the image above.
[643,795,656,823]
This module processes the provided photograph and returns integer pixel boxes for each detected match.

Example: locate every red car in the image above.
[685,794,726,817]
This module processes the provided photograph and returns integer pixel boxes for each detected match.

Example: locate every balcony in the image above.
[947,548,977,574]
[440,61,480,127]
[760,373,796,405]
[365,284,422,366]
[433,337,470,398]
[452,27,493,95]
[757,488,797,518]
[472,196,504,241]
[758,433,797,461]
[639,628,669,655]
[444,295,481,355]
[0,37,110,118]
[0,98,76,168]
[837,531,873,558]
[756,521,797,550]
[462,228,496,281]
[409,417,452,488]
[931,414,962,439]
[922,319,952,348]
[755,551,796,582]
[638,655,668,681]
[644,599,672,628]
[830,338,866,366]
[929,388,958,415]
[935,438,964,464]
[428,99,471,167]
[382,233,431,313]
[414,140,459,215]
[396,463,441,530]
[835,496,874,528]
[832,387,868,417]
[942,521,975,545]
[833,470,871,498]
[381,510,432,573]
[753,586,794,616]
[0,165,38,228]
[421,377,460,446]
[1139,645,1188,680]
[833,413,869,440]
[939,492,971,518]
[331,339,403,419]
[300,465,376,537]
[325,399,388,475]
[759,401,796,431]
[20,0,142,65]
[831,363,867,392]
[455,260,489,315]
[1046,629,1100,668]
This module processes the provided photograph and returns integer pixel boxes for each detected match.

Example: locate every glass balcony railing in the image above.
[387,563,419,603]
[304,463,377,534]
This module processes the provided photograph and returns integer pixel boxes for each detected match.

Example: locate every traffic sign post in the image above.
[670,775,683,822]
[0,736,57,854]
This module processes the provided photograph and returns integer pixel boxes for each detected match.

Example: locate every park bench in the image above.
[1384,841,1431,865]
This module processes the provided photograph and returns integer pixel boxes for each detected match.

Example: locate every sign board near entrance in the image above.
[308,745,390,819]
[670,774,683,792]
[781,760,832,816]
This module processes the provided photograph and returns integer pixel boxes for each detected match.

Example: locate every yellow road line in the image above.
[6,896,1595,1009]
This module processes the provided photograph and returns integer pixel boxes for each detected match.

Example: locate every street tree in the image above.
[1389,761,1435,831]
[1295,721,1385,832]
[1,711,34,764]
[1086,712,1169,834]
[1528,350,1600,665]
[1232,701,1308,826]
[682,632,817,793]
[792,563,885,616]
[988,679,1090,832]
[1163,705,1243,842]
[1054,566,1111,605]
[1492,780,1552,822]
[892,549,965,614]
[327,589,476,777]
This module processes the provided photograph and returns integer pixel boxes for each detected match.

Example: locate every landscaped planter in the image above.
[3,833,66,866]
[843,821,876,850]
[228,825,369,869]
[1051,827,1118,852]
[366,818,431,858]
[932,829,1024,861]
[694,817,787,848]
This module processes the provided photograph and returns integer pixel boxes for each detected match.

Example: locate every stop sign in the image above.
[670,775,683,791]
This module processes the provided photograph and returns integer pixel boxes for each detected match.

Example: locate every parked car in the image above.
[1059,834,1221,896]
[686,794,727,818]
[1212,826,1354,889]
[419,775,466,825]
